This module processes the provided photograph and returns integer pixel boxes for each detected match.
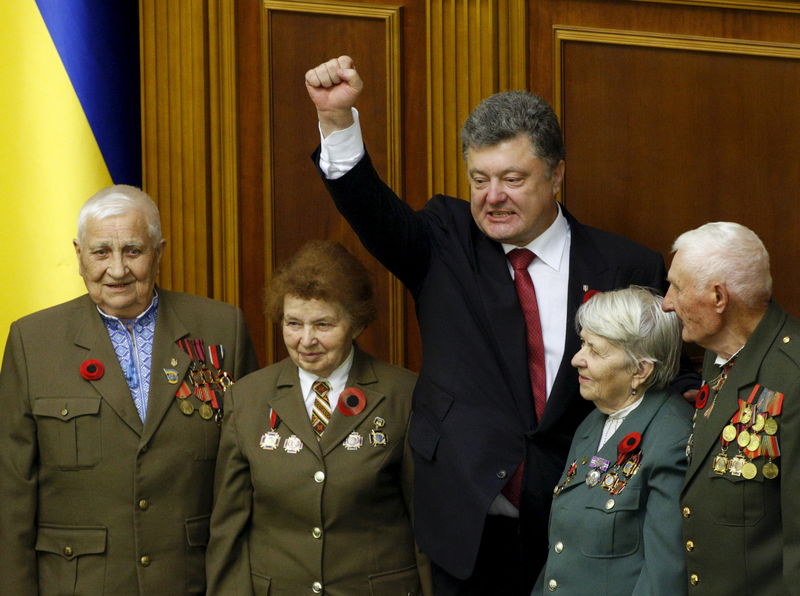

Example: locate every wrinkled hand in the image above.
[305,55,363,135]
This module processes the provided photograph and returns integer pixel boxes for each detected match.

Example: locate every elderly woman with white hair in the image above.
[534,286,692,595]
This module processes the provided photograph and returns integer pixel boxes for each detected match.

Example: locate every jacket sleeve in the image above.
[314,148,432,293]
[206,387,255,596]
[0,323,39,595]
[632,430,689,595]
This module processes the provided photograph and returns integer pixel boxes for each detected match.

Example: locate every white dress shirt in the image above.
[297,347,355,419]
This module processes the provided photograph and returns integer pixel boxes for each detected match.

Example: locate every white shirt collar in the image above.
[501,203,569,272]
[298,346,355,402]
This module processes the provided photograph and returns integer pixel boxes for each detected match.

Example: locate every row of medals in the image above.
[260,416,389,453]
[177,361,231,422]
[713,406,779,480]
[554,453,641,497]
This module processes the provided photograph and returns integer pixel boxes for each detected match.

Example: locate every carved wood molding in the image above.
[426,0,528,200]
[631,0,800,14]
[141,0,211,296]
[261,0,405,364]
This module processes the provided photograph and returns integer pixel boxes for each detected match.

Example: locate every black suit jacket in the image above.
[317,150,668,579]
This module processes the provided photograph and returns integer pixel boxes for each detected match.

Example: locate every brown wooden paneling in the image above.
[531,1,800,317]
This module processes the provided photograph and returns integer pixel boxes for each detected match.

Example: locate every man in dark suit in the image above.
[663,222,800,593]
[305,55,675,594]
[0,185,258,595]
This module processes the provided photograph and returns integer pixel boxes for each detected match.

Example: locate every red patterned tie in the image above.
[311,380,332,437]
[501,249,548,508]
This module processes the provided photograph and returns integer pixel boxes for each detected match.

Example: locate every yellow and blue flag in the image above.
[0,0,140,354]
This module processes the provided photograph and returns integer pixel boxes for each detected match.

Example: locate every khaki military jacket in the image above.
[0,290,257,595]
[206,349,426,596]
[682,301,800,594]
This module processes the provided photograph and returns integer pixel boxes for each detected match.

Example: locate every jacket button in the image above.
[690,573,699,586]
[314,471,325,483]
[547,579,558,591]
[61,408,69,416]
[496,470,507,479]
[140,555,151,567]
[138,499,150,511]
[63,546,73,557]
[312,527,322,539]
[685,540,694,552]
[554,541,564,553]
[312,581,323,593]
[682,506,691,518]
[605,499,615,510]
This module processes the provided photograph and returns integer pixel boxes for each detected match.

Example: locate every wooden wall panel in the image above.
[531,1,800,318]
[257,1,403,366]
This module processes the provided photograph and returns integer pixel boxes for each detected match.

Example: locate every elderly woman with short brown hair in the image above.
[206,240,427,595]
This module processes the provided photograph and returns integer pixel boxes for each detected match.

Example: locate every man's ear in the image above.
[712,282,729,314]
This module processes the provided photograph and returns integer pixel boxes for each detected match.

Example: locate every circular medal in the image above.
[762,461,779,479]
[747,434,761,452]
[180,400,194,416]
[740,406,753,425]
[764,417,778,435]
[585,469,601,487]
[737,430,751,448]
[695,384,710,409]
[199,403,214,420]
[722,425,737,442]
[752,414,765,433]
[741,462,758,480]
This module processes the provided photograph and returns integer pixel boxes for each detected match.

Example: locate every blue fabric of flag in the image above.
[35,0,140,185]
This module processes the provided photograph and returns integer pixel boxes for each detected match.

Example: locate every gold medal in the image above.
[712,453,728,475]
[180,400,194,416]
[199,403,214,420]
[763,461,779,479]
[741,462,758,479]
[740,405,753,425]
[764,417,778,435]
[737,430,751,448]
[747,434,761,452]
[722,425,737,442]
[752,414,765,433]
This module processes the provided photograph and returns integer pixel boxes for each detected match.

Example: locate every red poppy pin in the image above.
[583,289,601,303]
[618,432,642,454]
[80,359,105,381]
[695,384,710,410]
[337,387,367,416]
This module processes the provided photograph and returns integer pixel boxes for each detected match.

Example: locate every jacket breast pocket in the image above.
[33,396,102,469]
[705,470,766,526]
[580,486,642,558]
[35,523,107,595]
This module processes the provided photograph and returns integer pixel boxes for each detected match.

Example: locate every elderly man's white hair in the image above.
[672,222,772,309]
[76,184,162,247]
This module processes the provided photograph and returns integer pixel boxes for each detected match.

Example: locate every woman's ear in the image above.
[632,360,654,392]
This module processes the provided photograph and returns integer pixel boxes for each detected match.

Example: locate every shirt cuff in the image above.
[318,107,365,180]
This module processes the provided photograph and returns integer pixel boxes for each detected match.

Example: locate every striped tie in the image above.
[311,380,332,437]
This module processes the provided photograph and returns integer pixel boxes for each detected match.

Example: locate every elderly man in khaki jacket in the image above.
[0,185,258,595]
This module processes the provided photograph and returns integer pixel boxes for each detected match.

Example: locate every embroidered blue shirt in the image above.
[98,293,159,422]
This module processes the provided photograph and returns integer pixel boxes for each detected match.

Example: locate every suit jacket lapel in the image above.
[73,296,143,435]
[543,210,610,429]
[268,360,323,460]
[141,292,193,445]
[320,348,386,456]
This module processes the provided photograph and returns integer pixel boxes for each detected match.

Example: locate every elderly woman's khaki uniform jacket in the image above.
[206,347,426,596]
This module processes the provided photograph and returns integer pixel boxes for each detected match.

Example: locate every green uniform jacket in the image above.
[682,301,800,594]
[535,389,692,595]
[0,290,258,595]
[206,348,425,596]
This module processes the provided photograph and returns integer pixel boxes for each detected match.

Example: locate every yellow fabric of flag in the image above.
[0,1,112,355]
